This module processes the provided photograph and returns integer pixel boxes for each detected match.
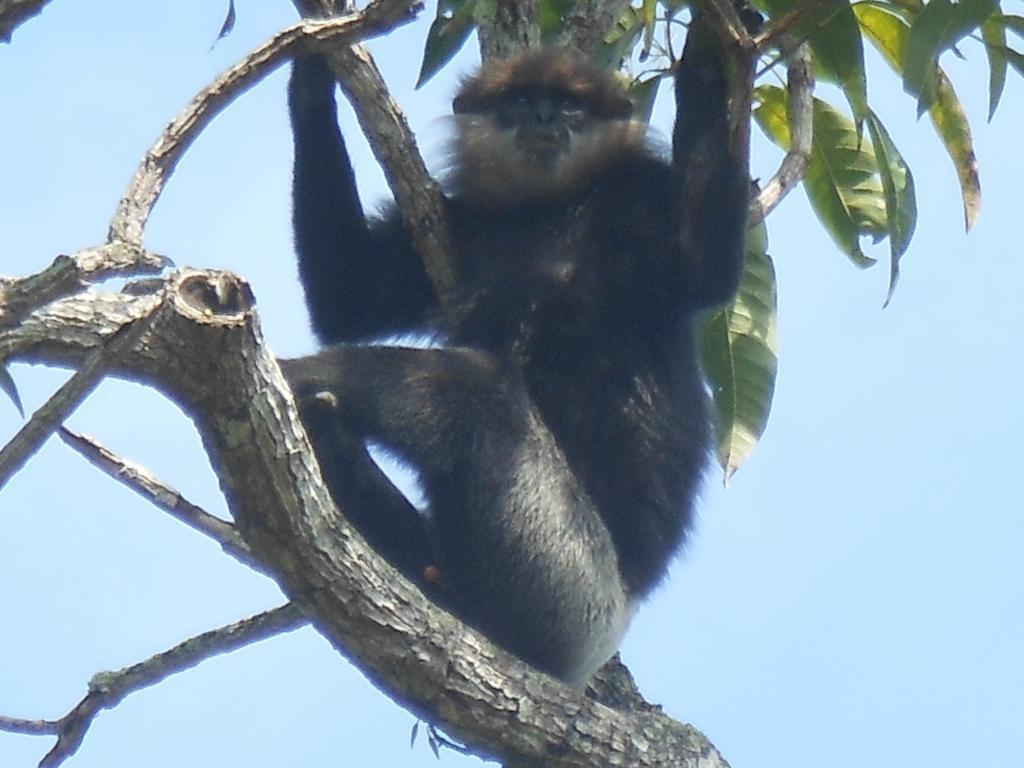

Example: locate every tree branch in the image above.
[477,0,540,60]
[0,244,167,332]
[0,309,156,490]
[0,715,58,737]
[752,0,833,52]
[751,40,813,224]
[57,426,260,569]
[0,0,52,43]
[291,0,458,307]
[1,271,729,767]
[107,0,424,250]
[557,0,631,57]
[327,45,458,306]
[0,604,306,768]
[704,0,753,47]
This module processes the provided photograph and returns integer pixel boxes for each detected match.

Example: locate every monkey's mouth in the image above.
[518,128,569,164]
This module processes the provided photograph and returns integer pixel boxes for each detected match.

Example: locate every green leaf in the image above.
[213,0,236,47]
[595,5,644,69]
[928,71,982,230]
[857,3,982,231]
[1003,45,1024,78]
[902,0,998,113]
[640,0,657,59]
[982,16,1009,120]
[854,3,907,68]
[751,82,790,145]
[757,85,888,266]
[760,0,869,121]
[866,110,917,305]
[1,365,24,417]
[416,0,477,88]
[994,13,1024,37]
[806,97,888,265]
[538,0,575,39]
[700,223,778,481]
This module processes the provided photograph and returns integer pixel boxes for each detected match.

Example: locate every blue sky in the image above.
[1,2,1022,767]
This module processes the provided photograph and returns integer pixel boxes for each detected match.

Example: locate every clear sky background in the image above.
[1,2,1022,767]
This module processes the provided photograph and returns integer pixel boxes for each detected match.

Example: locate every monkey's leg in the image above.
[290,386,437,587]
[282,346,630,685]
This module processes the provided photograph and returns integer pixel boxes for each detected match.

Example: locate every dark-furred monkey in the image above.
[283,14,748,686]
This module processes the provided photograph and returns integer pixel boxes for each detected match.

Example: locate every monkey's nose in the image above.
[533,96,557,124]
[521,125,567,154]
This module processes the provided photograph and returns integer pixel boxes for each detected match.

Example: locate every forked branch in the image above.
[0,604,306,768]
[0,269,729,768]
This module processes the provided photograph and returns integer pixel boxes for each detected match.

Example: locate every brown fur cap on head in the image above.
[452,48,634,120]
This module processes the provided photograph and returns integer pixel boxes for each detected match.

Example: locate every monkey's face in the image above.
[448,49,649,207]
[450,88,648,207]
[491,87,594,167]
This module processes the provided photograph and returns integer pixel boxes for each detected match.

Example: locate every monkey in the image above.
[281,13,749,687]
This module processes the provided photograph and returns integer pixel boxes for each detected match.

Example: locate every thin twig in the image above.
[57,427,261,569]
[751,40,814,224]
[1,606,307,768]
[704,0,752,47]
[0,715,59,736]
[0,311,156,490]
[753,0,833,51]
[108,0,423,248]
[0,604,308,768]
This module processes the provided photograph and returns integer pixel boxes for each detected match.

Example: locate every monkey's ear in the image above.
[601,93,634,120]
[451,92,475,115]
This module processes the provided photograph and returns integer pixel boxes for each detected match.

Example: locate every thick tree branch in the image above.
[0,272,728,767]
[557,0,631,57]
[477,0,540,60]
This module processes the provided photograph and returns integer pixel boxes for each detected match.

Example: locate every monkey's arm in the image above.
[289,57,437,342]
[671,14,749,308]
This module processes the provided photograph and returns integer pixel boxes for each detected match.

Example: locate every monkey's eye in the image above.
[557,93,585,113]
[494,92,536,127]
[493,89,591,133]
[556,95,589,129]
